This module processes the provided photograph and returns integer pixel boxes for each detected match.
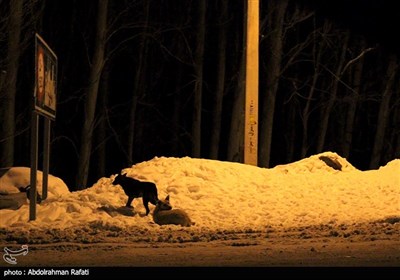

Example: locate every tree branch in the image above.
[340,47,375,76]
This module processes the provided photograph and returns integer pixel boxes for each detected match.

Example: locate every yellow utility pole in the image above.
[244,0,259,166]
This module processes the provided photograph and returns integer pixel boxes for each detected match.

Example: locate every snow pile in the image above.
[0,152,399,232]
[0,167,69,198]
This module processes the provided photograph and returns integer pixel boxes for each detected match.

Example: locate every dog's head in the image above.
[20,185,42,204]
[112,173,127,186]
[156,195,172,211]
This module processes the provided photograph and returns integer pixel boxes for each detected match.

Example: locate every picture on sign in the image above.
[35,33,57,120]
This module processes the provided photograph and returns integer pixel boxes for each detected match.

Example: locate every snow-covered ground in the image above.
[1,151,399,233]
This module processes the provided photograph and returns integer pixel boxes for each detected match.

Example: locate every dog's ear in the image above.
[165,195,170,201]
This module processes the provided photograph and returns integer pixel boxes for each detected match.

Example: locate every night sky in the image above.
[308,0,399,53]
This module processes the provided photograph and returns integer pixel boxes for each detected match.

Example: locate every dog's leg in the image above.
[143,196,150,215]
[126,196,134,208]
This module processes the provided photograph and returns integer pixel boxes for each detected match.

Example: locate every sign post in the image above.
[30,33,57,221]
[29,111,38,221]
[244,0,259,166]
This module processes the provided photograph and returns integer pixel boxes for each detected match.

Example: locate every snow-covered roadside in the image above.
[0,152,399,234]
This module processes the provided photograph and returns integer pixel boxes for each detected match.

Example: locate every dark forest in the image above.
[0,0,399,190]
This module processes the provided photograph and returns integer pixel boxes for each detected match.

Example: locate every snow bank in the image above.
[0,152,399,232]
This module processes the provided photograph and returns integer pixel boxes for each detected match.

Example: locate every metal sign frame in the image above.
[30,34,57,221]
[34,33,57,120]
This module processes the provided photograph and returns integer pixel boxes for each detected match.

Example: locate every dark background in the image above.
[0,0,399,190]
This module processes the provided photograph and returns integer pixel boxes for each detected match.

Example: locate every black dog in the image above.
[0,185,42,210]
[112,173,158,215]
[20,185,43,204]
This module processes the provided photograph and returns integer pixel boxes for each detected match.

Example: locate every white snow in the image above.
[0,152,399,232]
[0,167,69,197]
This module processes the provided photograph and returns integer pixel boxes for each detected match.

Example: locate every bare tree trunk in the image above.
[172,66,184,155]
[0,70,5,96]
[227,10,246,163]
[384,101,400,164]
[370,54,398,169]
[285,101,296,163]
[259,0,288,167]
[316,31,350,153]
[228,56,245,163]
[393,104,400,159]
[342,39,366,158]
[94,64,109,179]
[393,75,400,160]
[0,0,22,167]
[209,0,227,159]
[76,0,108,189]
[300,22,328,158]
[192,0,206,158]
[387,75,400,161]
[127,0,150,166]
